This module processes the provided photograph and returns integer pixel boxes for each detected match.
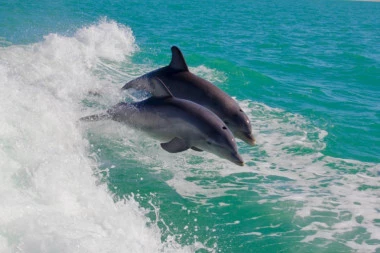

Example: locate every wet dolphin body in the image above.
[121,46,255,145]
[81,79,244,166]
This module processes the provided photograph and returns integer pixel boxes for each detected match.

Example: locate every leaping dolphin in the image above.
[81,78,244,166]
[121,46,255,145]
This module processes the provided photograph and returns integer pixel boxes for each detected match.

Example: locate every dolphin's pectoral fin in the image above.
[191,147,203,152]
[169,46,189,72]
[160,137,190,153]
[121,77,153,92]
[150,78,173,98]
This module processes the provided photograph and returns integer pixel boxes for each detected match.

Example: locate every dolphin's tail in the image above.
[80,113,111,122]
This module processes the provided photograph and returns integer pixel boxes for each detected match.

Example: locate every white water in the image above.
[0,20,192,253]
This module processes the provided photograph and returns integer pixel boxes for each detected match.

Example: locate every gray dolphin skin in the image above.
[121,46,255,145]
[81,79,244,166]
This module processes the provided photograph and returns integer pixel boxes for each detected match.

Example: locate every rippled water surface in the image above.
[1,1,379,252]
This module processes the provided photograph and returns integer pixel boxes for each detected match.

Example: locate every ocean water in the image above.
[0,0,379,252]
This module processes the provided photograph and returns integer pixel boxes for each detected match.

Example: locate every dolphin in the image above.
[121,46,255,145]
[81,78,244,166]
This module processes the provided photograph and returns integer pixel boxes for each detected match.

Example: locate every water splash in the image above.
[0,20,194,253]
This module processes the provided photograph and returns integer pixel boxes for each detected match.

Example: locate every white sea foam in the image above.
[0,20,193,253]
[190,65,227,84]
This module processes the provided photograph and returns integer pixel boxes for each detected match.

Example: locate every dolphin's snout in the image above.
[245,132,256,146]
[232,152,244,166]
[236,131,255,146]
[235,161,245,166]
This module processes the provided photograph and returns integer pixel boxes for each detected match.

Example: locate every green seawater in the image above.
[1,0,379,252]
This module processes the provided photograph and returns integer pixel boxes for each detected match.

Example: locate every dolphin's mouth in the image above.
[231,152,244,166]
[238,131,255,146]
[246,133,256,145]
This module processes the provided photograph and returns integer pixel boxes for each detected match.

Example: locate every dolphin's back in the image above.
[157,70,237,115]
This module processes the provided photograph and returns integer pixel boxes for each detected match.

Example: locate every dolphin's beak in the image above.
[232,152,245,166]
[235,161,245,166]
[239,132,255,146]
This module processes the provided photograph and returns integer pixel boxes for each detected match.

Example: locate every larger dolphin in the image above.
[82,78,244,166]
[122,46,255,145]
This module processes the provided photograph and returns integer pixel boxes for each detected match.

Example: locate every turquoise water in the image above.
[1,0,379,252]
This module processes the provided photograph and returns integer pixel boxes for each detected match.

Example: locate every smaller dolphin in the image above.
[81,78,244,166]
[122,46,255,145]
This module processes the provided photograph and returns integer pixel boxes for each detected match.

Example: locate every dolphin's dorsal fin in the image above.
[169,46,189,71]
[150,78,174,98]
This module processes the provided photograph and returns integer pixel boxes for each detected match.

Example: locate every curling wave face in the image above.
[0,20,197,253]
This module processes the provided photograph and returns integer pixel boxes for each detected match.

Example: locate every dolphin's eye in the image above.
[222,126,227,130]
[239,109,243,112]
